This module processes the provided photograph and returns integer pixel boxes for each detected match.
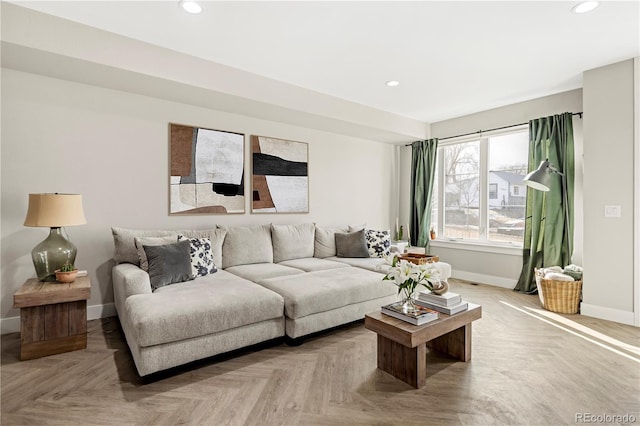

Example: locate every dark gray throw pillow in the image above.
[143,240,193,291]
[335,229,370,258]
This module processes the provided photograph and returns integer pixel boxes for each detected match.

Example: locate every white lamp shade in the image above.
[523,161,553,192]
[24,193,87,227]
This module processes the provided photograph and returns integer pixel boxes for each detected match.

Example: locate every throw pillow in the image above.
[177,228,226,268]
[144,240,193,291]
[134,235,179,272]
[335,229,370,258]
[365,229,391,258]
[177,234,218,277]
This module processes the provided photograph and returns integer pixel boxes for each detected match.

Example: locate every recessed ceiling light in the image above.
[571,1,599,14]
[180,0,203,14]
[386,80,400,87]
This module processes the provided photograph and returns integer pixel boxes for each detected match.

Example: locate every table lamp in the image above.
[24,193,87,281]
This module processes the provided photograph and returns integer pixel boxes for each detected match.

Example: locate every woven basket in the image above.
[535,268,582,314]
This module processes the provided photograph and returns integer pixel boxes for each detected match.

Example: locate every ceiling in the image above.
[10,1,640,123]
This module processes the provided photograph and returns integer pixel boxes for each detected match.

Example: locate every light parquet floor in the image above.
[2,279,639,425]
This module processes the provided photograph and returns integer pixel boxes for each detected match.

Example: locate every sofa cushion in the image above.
[112,227,178,265]
[125,271,284,347]
[271,223,315,263]
[221,224,273,268]
[365,229,391,258]
[314,225,348,258]
[144,240,194,291]
[177,235,217,277]
[335,230,370,258]
[225,263,305,282]
[178,228,226,269]
[328,256,387,273]
[134,235,178,271]
[258,268,397,319]
[329,256,452,281]
[278,257,350,272]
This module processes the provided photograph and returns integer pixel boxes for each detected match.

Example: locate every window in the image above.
[431,128,528,246]
[489,183,498,199]
[443,141,480,240]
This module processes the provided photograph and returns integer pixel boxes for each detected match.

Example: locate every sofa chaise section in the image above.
[111,227,286,377]
[114,266,285,376]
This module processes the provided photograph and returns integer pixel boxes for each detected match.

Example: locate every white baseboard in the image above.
[88,303,116,320]
[1,317,20,335]
[580,303,635,326]
[452,270,517,289]
[1,303,117,335]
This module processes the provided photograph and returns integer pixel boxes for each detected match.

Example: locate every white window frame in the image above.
[432,125,528,254]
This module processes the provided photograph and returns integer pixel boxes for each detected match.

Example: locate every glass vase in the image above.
[31,227,77,282]
[401,288,417,314]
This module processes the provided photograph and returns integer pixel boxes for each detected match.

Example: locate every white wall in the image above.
[582,59,636,325]
[400,89,584,287]
[0,69,399,332]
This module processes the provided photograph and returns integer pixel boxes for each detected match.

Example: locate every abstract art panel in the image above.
[170,124,245,214]
[251,135,309,213]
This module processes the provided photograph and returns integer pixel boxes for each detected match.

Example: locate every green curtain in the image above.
[515,113,575,293]
[410,139,438,248]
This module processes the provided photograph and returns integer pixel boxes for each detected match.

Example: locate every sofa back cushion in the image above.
[112,227,179,265]
[314,225,349,258]
[221,224,273,268]
[178,228,227,270]
[271,223,315,263]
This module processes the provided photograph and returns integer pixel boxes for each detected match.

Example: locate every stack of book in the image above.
[414,289,469,315]
[381,301,439,325]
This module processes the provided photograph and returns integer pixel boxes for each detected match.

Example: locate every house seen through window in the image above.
[430,128,528,246]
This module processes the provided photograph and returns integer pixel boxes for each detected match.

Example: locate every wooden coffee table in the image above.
[365,303,481,388]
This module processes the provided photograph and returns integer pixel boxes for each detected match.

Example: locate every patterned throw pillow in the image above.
[365,229,391,258]
[177,235,217,277]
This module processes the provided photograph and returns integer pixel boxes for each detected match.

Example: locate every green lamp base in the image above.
[31,227,77,282]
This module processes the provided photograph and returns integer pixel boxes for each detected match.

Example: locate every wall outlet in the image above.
[604,205,622,218]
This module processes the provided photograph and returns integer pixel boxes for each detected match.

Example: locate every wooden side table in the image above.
[13,276,91,360]
[365,303,482,388]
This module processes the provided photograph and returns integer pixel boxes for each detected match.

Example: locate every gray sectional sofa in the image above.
[111,223,452,376]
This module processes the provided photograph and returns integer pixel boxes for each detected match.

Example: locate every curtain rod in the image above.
[405,112,583,146]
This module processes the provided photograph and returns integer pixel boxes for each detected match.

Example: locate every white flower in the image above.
[382,259,441,296]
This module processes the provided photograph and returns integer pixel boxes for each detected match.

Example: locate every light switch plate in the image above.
[604,205,622,218]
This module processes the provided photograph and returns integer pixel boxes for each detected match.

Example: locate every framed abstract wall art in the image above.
[251,135,309,213]
[170,123,245,214]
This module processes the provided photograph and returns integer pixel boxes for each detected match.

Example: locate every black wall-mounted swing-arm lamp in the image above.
[523,159,564,192]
